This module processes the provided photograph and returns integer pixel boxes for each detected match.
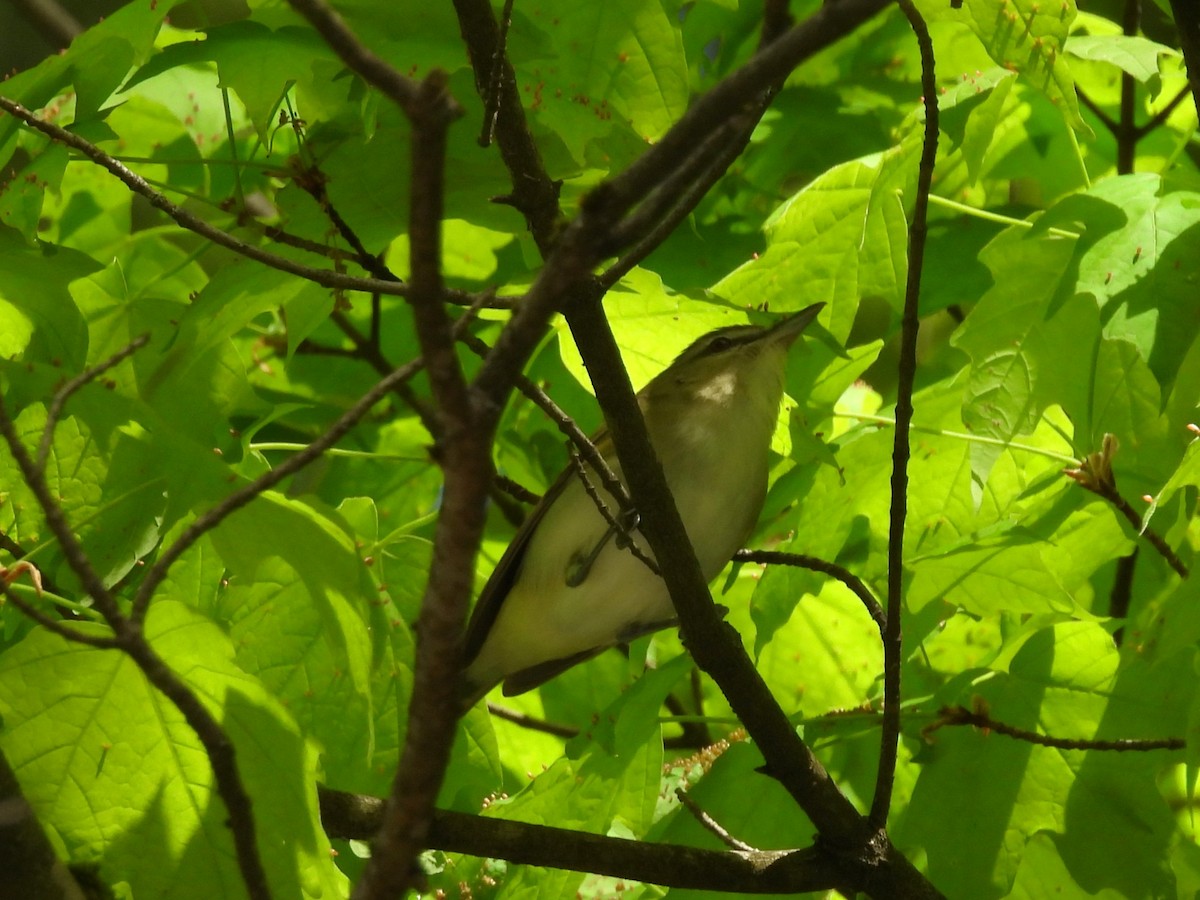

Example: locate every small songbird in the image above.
[460,303,824,708]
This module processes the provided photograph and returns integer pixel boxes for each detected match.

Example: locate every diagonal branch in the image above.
[0,393,273,900]
[564,298,942,899]
[0,97,477,305]
[284,0,422,116]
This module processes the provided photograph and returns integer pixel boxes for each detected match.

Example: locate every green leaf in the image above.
[920,0,1093,137]
[718,142,915,341]
[0,602,346,899]
[0,229,97,369]
[1065,34,1178,86]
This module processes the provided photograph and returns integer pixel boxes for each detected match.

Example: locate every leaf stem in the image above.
[928,194,1080,238]
[834,412,1078,464]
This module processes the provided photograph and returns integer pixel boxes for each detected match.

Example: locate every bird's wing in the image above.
[462,430,611,664]
[499,615,679,696]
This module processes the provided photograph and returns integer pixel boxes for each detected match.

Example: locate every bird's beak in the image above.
[766,302,824,347]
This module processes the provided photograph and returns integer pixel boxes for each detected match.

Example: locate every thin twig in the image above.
[0,97,436,302]
[0,584,118,650]
[492,474,540,506]
[284,0,422,116]
[1065,436,1189,578]
[478,0,517,147]
[598,108,764,287]
[132,352,432,622]
[458,331,635,515]
[871,0,938,832]
[568,445,661,576]
[1134,83,1193,137]
[0,396,273,900]
[485,702,579,737]
[452,0,563,251]
[675,787,757,852]
[926,704,1184,751]
[733,550,885,637]
[38,334,149,471]
[1076,86,1118,135]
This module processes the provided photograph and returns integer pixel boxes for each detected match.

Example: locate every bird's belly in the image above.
[469,459,766,684]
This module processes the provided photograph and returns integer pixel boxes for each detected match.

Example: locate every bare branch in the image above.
[926,703,1185,752]
[284,0,423,117]
[1065,436,1189,578]
[733,550,885,636]
[0,583,118,650]
[7,0,80,50]
[676,787,757,852]
[1134,83,1194,137]
[452,0,564,251]
[354,71,480,900]
[38,334,149,471]
[567,444,661,577]
[1167,0,1200,121]
[319,787,848,894]
[485,702,579,738]
[871,0,938,832]
[0,97,479,303]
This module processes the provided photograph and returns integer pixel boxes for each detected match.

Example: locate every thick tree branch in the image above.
[319,788,849,894]
[1167,0,1200,120]
[564,298,942,899]
[353,72,481,900]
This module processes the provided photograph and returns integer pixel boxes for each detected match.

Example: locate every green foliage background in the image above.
[0,0,1197,897]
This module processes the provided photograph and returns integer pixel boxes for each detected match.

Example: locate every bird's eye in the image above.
[706,336,734,354]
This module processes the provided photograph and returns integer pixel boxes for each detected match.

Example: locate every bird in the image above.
[460,303,824,708]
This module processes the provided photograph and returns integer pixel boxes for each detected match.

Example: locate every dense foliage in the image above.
[0,0,1197,897]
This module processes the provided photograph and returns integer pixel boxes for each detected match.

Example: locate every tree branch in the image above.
[926,703,1185,751]
[7,0,81,50]
[452,0,564,252]
[0,97,478,305]
[319,788,850,894]
[353,71,481,900]
[0,394,274,900]
[564,298,942,899]
[871,0,938,833]
[1167,0,1200,121]
[733,550,885,636]
[284,0,422,116]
